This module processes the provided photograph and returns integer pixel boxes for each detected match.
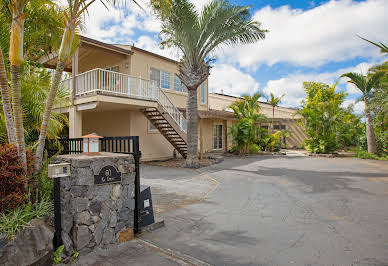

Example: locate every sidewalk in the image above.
[72,238,208,266]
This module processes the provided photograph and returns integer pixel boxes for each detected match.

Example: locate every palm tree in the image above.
[268,92,284,131]
[359,36,388,54]
[341,72,385,154]
[0,49,16,143]
[6,0,30,173]
[155,0,267,167]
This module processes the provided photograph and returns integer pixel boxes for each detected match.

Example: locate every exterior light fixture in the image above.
[125,62,129,69]
[82,133,103,155]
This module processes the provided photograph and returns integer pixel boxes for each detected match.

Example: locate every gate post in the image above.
[52,153,137,256]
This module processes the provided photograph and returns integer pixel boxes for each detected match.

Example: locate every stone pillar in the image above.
[57,153,136,255]
[69,106,82,138]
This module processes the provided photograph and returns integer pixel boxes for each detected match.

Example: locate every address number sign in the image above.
[94,165,122,185]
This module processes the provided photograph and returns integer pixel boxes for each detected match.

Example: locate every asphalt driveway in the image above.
[141,154,388,266]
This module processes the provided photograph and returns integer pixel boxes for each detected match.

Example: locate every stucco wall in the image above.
[81,109,174,161]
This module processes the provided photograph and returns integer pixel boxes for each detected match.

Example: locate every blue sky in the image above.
[82,0,388,113]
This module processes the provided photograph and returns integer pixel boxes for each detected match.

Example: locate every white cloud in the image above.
[220,0,388,69]
[134,35,179,60]
[209,64,260,96]
[263,61,377,107]
[343,99,365,115]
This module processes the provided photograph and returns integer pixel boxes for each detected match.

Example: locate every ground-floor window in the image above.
[213,124,223,149]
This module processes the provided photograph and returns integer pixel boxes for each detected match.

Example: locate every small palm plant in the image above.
[230,93,267,154]
[341,72,384,154]
[155,0,267,167]
[268,92,284,131]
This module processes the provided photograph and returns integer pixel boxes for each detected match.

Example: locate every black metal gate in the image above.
[46,136,142,234]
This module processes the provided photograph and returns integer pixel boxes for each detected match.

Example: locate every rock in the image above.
[123,199,135,210]
[111,184,122,200]
[0,234,6,249]
[123,184,135,199]
[0,219,54,266]
[117,210,130,223]
[75,211,92,225]
[114,222,126,234]
[118,228,134,243]
[60,176,72,190]
[72,168,93,185]
[109,213,117,228]
[71,186,88,197]
[95,185,111,201]
[91,215,100,223]
[122,172,136,185]
[61,213,74,234]
[116,198,123,211]
[72,225,90,250]
[73,197,89,212]
[94,220,106,245]
[88,224,95,233]
[102,228,115,245]
[100,200,114,221]
[62,231,73,255]
[89,200,101,216]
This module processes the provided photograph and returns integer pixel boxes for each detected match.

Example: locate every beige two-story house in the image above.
[41,36,305,161]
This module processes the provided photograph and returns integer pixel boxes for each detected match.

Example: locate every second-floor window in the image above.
[161,71,170,89]
[151,68,171,89]
[201,82,206,104]
[174,74,183,92]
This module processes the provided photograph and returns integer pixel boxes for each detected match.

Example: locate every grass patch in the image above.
[356,150,388,161]
[0,197,53,240]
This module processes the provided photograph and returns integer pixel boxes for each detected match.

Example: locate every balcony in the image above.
[61,68,187,133]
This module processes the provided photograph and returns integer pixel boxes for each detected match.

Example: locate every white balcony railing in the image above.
[60,68,187,133]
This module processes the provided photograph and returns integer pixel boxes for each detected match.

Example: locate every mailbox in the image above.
[48,162,71,178]
[140,185,155,227]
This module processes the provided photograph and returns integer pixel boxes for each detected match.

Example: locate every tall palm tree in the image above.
[7,0,30,173]
[155,0,267,167]
[268,92,284,130]
[341,72,385,154]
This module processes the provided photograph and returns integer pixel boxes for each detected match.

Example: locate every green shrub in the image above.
[249,144,261,154]
[0,197,53,239]
[356,150,388,161]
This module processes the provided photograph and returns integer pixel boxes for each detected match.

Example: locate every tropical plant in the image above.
[341,72,384,154]
[229,93,267,154]
[267,92,284,130]
[0,68,69,145]
[0,197,53,239]
[154,0,267,167]
[298,82,347,154]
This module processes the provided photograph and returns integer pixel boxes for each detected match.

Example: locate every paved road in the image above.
[141,155,388,266]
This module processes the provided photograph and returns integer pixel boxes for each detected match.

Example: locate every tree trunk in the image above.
[34,61,65,173]
[185,88,199,168]
[272,106,274,131]
[10,64,27,173]
[0,49,17,144]
[364,98,377,154]
[9,8,28,187]
[34,27,75,174]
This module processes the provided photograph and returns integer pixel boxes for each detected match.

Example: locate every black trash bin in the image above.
[140,185,155,227]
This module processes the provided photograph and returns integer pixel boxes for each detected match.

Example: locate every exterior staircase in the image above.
[142,104,187,158]
[142,87,187,158]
